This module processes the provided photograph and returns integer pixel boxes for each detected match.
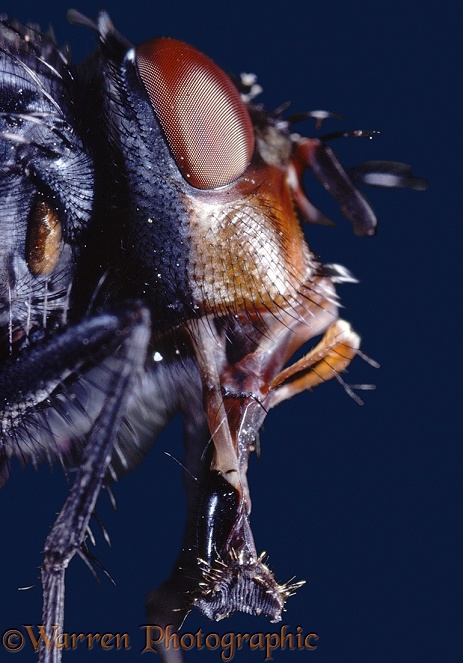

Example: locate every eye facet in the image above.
[136,37,255,190]
[26,199,62,276]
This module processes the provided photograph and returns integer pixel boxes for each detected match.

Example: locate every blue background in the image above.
[0,1,460,661]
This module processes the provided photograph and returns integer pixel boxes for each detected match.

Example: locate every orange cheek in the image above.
[183,162,314,317]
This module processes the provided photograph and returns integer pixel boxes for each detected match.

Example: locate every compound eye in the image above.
[136,37,255,190]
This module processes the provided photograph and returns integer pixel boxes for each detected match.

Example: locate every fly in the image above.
[0,11,427,662]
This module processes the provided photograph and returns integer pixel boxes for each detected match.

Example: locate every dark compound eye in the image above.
[136,37,255,190]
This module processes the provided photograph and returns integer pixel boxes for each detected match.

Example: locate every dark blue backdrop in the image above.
[0,1,459,662]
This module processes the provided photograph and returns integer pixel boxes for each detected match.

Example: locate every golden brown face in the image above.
[183,160,314,318]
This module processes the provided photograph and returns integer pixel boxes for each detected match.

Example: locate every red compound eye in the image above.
[136,37,255,190]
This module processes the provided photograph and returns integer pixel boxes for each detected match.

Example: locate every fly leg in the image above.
[268,318,361,407]
[182,319,300,623]
[35,304,150,663]
[145,360,210,663]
